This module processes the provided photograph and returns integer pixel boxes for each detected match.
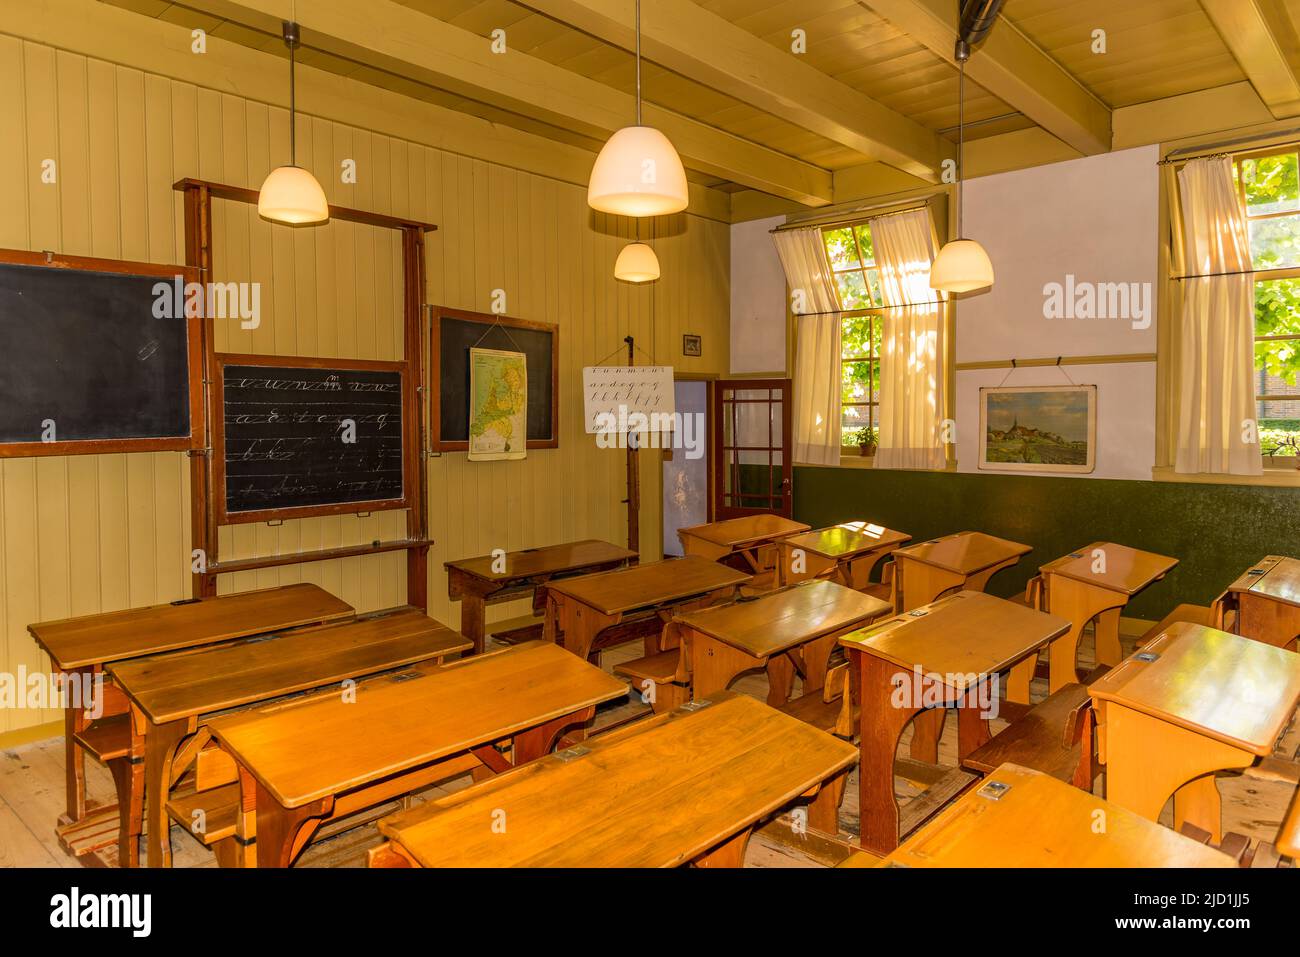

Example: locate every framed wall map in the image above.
[978,384,1097,474]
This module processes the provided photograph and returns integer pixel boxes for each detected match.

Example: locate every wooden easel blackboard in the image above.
[431,305,559,451]
[212,353,416,524]
[0,249,202,456]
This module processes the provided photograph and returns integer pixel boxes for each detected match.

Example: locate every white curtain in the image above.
[1173,157,1262,475]
[773,226,842,465]
[871,208,947,470]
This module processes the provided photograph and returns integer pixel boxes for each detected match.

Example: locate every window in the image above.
[1235,149,1300,460]
[822,223,883,448]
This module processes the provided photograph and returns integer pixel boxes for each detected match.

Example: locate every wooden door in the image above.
[712,379,794,519]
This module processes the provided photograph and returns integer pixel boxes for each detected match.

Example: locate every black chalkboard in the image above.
[434,307,558,450]
[215,357,410,522]
[0,255,198,454]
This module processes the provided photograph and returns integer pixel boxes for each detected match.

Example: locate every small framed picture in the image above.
[978,384,1097,474]
[682,334,702,357]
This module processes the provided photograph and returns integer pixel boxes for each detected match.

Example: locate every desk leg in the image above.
[1094,607,1123,667]
[106,757,142,868]
[460,591,487,656]
[910,710,945,763]
[254,780,330,868]
[807,772,846,834]
[1006,654,1035,706]
[1045,577,1125,693]
[955,701,992,762]
[856,653,922,856]
[144,719,189,868]
[691,633,766,701]
[1101,705,1250,843]
[61,695,87,824]
[559,601,617,663]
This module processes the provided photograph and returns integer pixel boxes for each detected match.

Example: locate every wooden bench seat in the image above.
[778,661,854,738]
[165,782,240,846]
[961,670,1105,789]
[73,714,131,764]
[1138,603,1214,647]
[613,648,687,712]
[488,613,545,645]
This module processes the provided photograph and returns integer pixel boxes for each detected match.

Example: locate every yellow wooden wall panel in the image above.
[0,35,730,732]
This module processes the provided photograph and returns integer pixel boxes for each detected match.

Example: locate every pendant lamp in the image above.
[615,242,660,282]
[587,0,688,216]
[258,21,329,226]
[930,40,993,293]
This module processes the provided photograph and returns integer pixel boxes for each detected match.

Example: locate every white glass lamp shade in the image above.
[258,165,330,225]
[614,242,661,282]
[588,126,689,216]
[929,238,994,293]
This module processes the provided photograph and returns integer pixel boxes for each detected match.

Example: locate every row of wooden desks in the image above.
[26,582,356,862]
[105,607,470,867]
[372,692,857,868]
[445,539,636,655]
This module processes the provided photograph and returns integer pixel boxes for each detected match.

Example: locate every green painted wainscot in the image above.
[792,466,1300,620]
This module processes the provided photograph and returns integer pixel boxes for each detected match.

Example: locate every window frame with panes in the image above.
[821,222,884,453]
[1234,146,1300,464]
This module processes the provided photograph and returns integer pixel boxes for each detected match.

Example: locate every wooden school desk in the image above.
[1089,621,1300,842]
[776,522,911,591]
[543,556,750,662]
[1037,543,1177,695]
[839,591,1070,856]
[445,539,636,655]
[675,580,890,706]
[677,514,810,574]
[1225,555,1300,649]
[26,583,353,863]
[878,763,1237,868]
[892,531,1031,612]
[206,641,627,867]
[369,692,858,868]
[105,608,469,868]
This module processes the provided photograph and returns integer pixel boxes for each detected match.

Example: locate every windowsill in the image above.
[838,451,876,468]
[1152,464,1300,487]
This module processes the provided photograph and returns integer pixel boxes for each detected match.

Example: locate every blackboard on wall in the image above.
[0,251,201,456]
[432,306,558,451]
[213,354,414,524]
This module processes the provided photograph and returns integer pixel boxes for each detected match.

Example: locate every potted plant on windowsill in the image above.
[850,427,878,457]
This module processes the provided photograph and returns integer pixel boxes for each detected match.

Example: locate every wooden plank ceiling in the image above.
[100,0,1299,209]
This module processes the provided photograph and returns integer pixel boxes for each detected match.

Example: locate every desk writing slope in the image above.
[0,256,197,453]
[377,693,858,867]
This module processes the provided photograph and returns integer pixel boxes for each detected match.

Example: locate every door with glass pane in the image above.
[713,379,793,519]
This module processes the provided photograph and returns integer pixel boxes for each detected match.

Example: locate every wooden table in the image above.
[1089,620,1300,842]
[544,556,750,662]
[371,692,858,867]
[445,539,636,655]
[677,514,810,576]
[26,582,353,862]
[1225,555,1300,649]
[675,580,890,706]
[206,640,627,867]
[1038,542,1178,695]
[879,763,1237,867]
[106,607,469,868]
[892,531,1031,612]
[839,591,1070,855]
[776,521,911,591]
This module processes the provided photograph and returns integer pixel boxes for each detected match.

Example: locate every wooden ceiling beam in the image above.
[1200,0,1300,119]
[182,0,833,205]
[865,0,1112,156]
[516,0,951,182]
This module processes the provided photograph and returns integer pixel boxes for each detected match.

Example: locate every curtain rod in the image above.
[1158,127,1300,166]
[772,197,939,234]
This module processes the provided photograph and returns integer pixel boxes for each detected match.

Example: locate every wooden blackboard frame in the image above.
[210,352,418,525]
[430,305,560,452]
[0,248,203,458]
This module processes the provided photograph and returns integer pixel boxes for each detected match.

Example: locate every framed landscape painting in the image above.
[978,384,1097,474]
